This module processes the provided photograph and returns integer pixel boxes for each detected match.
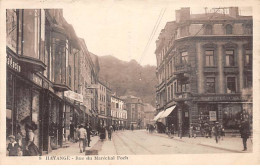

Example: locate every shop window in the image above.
[227,77,236,93]
[198,104,218,124]
[6,9,18,52]
[181,51,188,64]
[245,49,252,66]
[222,104,242,129]
[225,50,235,66]
[204,25,213,35]
[206,77,215,93]
[226,24,233,35]
[205,50,214,66]
[23,9,41,59]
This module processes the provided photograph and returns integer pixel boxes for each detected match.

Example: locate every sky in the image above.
[63,1,252,66]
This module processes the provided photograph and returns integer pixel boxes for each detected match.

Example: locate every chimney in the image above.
[229,7,239,18]
[176,7,190,23]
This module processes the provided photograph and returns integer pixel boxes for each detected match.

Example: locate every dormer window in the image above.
[226,24,233,35]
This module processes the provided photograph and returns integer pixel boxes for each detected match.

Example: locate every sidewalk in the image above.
[46,135,100,156]
[147,130,253,153]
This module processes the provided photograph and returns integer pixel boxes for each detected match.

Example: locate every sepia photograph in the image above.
[1,0,260,165]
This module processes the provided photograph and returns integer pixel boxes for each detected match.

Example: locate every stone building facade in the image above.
[155,7,252,136]
[6,9,100,155]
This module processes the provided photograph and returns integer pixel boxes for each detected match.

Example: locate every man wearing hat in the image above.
[7,135,20,156]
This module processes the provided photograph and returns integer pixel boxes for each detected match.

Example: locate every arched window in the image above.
[226,24,233,35]
[205,25,213,35]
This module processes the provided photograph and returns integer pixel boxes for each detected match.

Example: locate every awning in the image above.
[153,111,164,121]
[160,105,176,119]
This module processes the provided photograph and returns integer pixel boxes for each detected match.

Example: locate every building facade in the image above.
[111,95,127,128]
[121,95,144,129]
[155,7,252,136]
[6,9,100,155]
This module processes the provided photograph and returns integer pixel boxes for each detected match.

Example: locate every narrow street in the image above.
[45,130,252,156]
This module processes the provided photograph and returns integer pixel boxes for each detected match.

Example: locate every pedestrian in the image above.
[69,124,74,142]
[220,125,225,140]
[85,123,92,147]
[189,125,193,138]
[107,125,113,140]
[239,121,250,151]
[99,125,106,141]
[77,124,87,153]
[131,124,134,131]
[192,125,196,138]
[7,135,20,156]
[170,124,175,138]
[166,126,169,136]
[24,123,40,156]
[213,122,220,143]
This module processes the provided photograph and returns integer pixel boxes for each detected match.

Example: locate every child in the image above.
[7,135,19,156]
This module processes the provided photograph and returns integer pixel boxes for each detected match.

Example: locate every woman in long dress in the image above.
[24,123,40,156]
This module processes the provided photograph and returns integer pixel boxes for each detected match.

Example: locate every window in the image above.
[181,51,188,64]
[170,60,173,75]
[225,50,235,66]
[6,9,18,52]
[245,50,252,66]
[244,24,252,34]
[205,50,214,66]
[226,24,233,35]
[177,81,190,93]
[174,82,177,94]
[206,77,215,93]
[227,77,236,93]
[23,9,41,59]
[205,25,212,35]
[171,84,173,100]
[68,65,71,87]
[245,75,252,88]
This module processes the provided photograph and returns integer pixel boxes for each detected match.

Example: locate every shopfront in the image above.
[6,61,44,154]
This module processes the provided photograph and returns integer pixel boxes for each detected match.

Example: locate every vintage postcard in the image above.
[0,0,260,165]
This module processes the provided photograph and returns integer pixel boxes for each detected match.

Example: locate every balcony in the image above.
[7,47,46,73]
[173,92,192,102]
[174,63,191,75]
[18,55,46,72]
[53,83,71,91]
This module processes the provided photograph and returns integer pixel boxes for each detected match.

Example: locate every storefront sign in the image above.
[32,73,43,87]
[64,91,83,103]
[209,111,217,121]
[196,95,241,102]
[7,54,21,72]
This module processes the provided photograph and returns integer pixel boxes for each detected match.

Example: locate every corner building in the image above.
[155,7,252,136]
